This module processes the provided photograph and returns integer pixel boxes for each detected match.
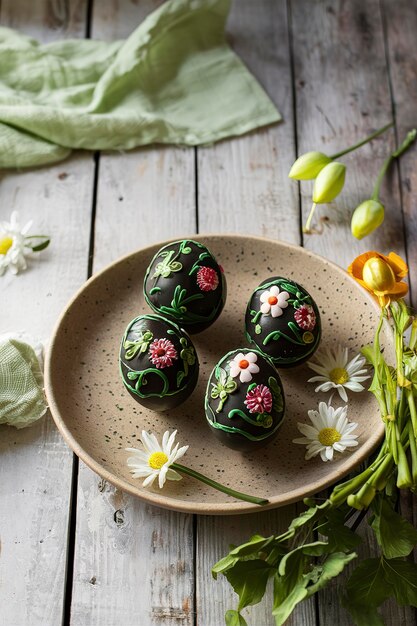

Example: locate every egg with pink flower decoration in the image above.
[205,348,285,451]
[119,314,199,411]
[143,239,226,333]
[245,277,321,368]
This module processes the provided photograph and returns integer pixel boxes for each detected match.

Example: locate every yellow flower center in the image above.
[362,257,396,294]
[0,236,13,255]
[329,367,349,385]
[148,451,168,470]
[318,427,341,446]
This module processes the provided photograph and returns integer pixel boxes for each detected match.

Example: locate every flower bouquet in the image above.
[213,251,417,626]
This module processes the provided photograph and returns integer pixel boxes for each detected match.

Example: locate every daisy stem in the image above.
[171,463,269,506]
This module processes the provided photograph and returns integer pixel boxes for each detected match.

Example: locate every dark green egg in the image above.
[143,239,226,333]
[205,348,285,452]
[119,314,199,411]
[245,277,321,367]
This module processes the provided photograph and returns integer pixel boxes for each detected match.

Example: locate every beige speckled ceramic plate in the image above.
[45,235,393,515]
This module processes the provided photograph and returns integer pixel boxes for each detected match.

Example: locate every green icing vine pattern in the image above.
[206,353,284,440]
[145,240,223,325]
[248,279,320,358]
[120,314,195,399]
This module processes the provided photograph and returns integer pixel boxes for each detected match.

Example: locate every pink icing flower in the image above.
[244,384,273,414]
[149,338,178,369]
[294,304,316,331]
[196,266,219,291]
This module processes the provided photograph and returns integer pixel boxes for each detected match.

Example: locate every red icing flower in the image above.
[148,338,178,369]
[294,304,316,331]
[196,266,219,292]
[244,384,273,414]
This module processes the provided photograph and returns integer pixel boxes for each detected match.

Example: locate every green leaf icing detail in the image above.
[211,367,237,413]
[123,330,153,360]
[255,324,262,335]
[268,376,284,413]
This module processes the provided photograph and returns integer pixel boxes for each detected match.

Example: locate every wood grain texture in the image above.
[198,0,299,244]
[0,0,88,40]
[382,0,417,303]
[196,2,315,625]
[0,5,92,626]
[291,1,413,624]
[69,2,196,625]
[0,158,94,624]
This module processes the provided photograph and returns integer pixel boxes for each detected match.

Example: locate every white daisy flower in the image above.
[126,429,188,489]
[293,401,359,462]
[229,351,260,383]
[307,344,370,402]
[0,211,33,275]
[259,285,290,318]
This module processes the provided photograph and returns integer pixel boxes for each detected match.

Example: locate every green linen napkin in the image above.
[0,0,281,169]
[0,336,47,428]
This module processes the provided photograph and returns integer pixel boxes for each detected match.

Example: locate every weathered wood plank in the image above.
[382,0,417,589]
[382,0,417,303]
[69,2,196,625]
[291,1,413,624]
[0,4,92,626]
[196,2,316,625]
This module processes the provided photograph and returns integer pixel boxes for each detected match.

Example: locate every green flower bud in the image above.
[351,199,385,239]
[312,162,346,203]
[288,151,332,180]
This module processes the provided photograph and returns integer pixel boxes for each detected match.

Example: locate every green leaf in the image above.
[381,558,417,606]
[319,509,362,552]
[341,598,385,626]
[307,552,357,595]
[371,499,417,558]
[229,534,274,557]
[212,554,238,579]
[255,324,262,335]
[225,610,248,626]
[272,574,309,626]
[224,559,275,610]
[346,558,392,607]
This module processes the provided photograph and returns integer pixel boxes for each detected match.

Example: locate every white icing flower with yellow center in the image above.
[229,352,260,383]
[307,345,370,402]
[293,402,359,462]
[259,285,290,317]
[0,211,33,275]
[126,429,188,489]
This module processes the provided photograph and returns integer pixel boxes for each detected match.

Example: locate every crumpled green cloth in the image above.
[0,335,47,428]
[0,0,281,169]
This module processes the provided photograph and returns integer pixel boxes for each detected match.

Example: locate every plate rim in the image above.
[45,233,385,515]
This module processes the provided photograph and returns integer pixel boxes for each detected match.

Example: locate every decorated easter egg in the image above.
[119,314,199,411]
[245,277,321,367]
[143,239,226,333]
[205,348,285,451]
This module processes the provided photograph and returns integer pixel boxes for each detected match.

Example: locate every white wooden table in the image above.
[1,1,416,625]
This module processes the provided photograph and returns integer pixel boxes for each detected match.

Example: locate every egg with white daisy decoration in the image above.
[143,239,226,333]
[119,314,199,411]
[205,348,285,451]
[245,276,321,367]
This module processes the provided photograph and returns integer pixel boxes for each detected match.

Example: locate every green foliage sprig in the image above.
[213,289,417,625]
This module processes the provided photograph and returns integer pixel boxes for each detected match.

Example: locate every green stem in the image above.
[172,463,269,506]
[407,390,417,439]
[371,129,416,201]
[303,203,317,234]
[330,122,393,159]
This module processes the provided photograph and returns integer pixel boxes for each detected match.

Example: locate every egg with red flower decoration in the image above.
[205,348,285,451]
[245,277,321,367]
[119,314,199,411]
[143,239,226,333]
